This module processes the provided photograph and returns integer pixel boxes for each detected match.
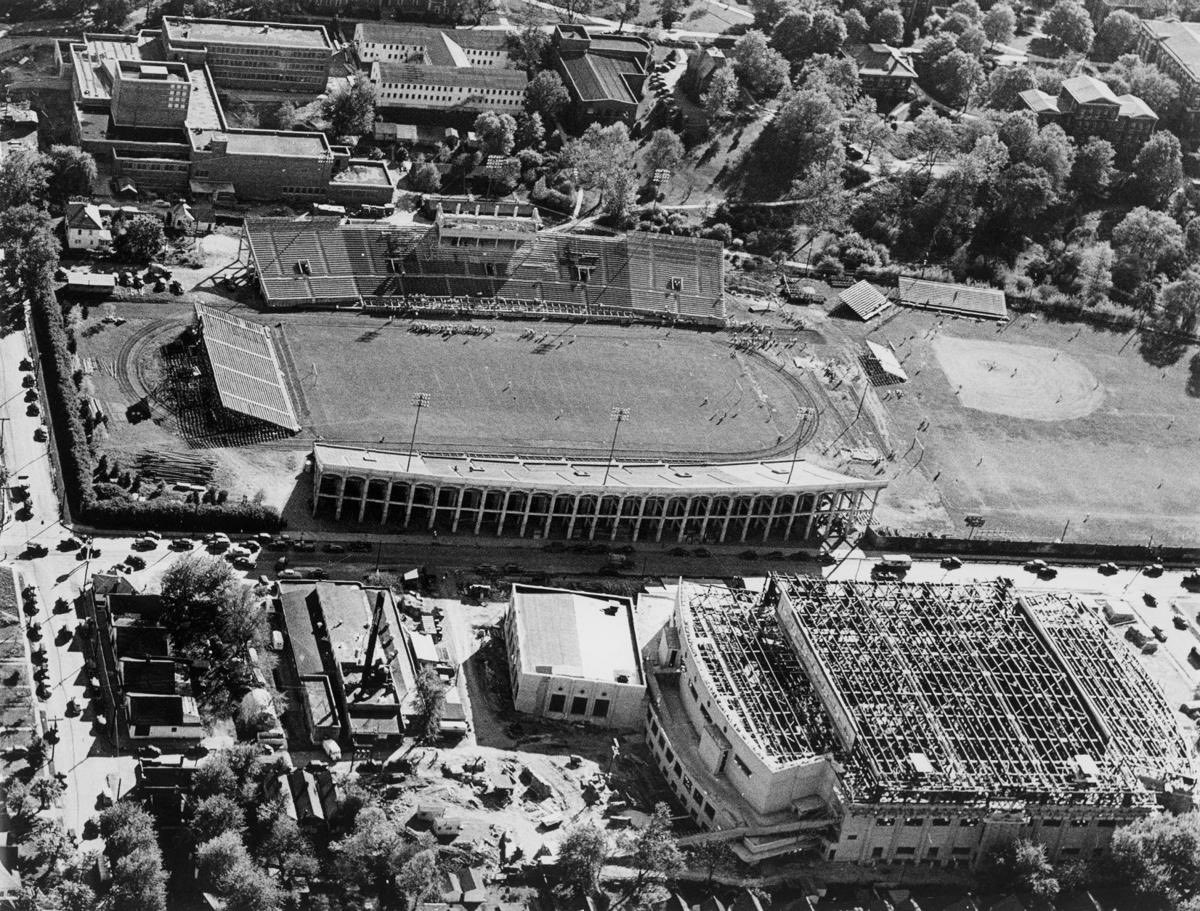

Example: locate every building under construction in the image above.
[644,575,1195,869]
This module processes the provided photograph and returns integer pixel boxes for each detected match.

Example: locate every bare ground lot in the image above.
[862,310,1200,545]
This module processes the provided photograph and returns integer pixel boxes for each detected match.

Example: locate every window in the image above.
[570,696,587,715]
[1098,819,1117,828]
[876,817,896,827]
[664,747,674,763]
[572,264,594,283]
[688,682,699,702]
[1042,819,1062,828]
[896,846,915,856]
[931,817,951,827]
[926,847,939,858]
[548,693,566,713]
[904,817,924,827]
[592,698,610,718]
[669,276,682,291]
[699,703,712,724]
[871,847,884,859]
[704,804,715,819]
[731,754,752,778]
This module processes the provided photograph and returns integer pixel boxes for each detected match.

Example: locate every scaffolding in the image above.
[681,583,841,769]
[775,576,1194,807]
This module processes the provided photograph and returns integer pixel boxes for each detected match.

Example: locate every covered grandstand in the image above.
[194,304,300,432]
[241,214,726,324]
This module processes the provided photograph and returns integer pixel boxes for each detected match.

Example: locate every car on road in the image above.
[278,569,299,578]
[348,541,372,553]
[131,538,158,551]
[1037,565,1058,580]
[1184,569,1200,590]
[1024,559,1048,572]
[1173,615,1187,630]
[138,745,163,759]
[53,597,70,614]
[58,537,81,551]
[1151,625,1168,642]
[274,556,289,572]
[941,556,963,569]
[297,567,329,580]
[25,543,48,558]
[32,427,46,442]
[266,539,289,551]
[1144,563,1165,577]
[1098,562,1120,575]
[25,402,38,417]
[324,543,345,554]
[170,538,194,550]
[141,530,161,540]
[124,555,146,571]
[294,541,316,553]
[1144,592,1158,607]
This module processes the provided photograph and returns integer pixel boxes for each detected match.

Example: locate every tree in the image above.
[321,76,376,139]
[273,101,298,130]
[749,0,789,28]
[908,109,959,172]
[765,87,843,176]
[21,818,75,880]
[0,151,49,210]
[1112,205,1184,281]
[927,48,983,108]
[52,881,96,911]
[847,104,896,162]
[987,839,1060,898]
[1027,123,1075,192]
[115,215,164,263]
[1074,241,1114,305]
[617,0,640,31]
[30,777,65,810]
[790,158,851,251]
[459,0,499,24]
[1107,55,1179,114]
[192,795,247,845]
[844,9,869,43]
[956,24,988,56]
[1160,270,1200,335]
[45,146,97,205]
[628,803,683,900]
[984,65,1039,110]
[99,802,159,860]
[331,806,410,903]
[1043,0,1094,53]
[870,8,904,44]
[558,823,608,896]
[196,831,251,894]
[658,0,683,27]
[93,0,130,29]
[1132,130,1183,207]
[558,0,593,22]
[508,25,550,75]
[1111,810,1200,907]
[259,810,319,882]
[644,128,685,179]
[731,30,790,98]
[0,205,60,291]
[771,8,846,67]
[524,70,570,121]
[159,555,241,654]
[1095,9,1140,59]
[982,3,1016,47]
[1070,136,1116,196]
[703,67,739,125]
[517,111,545,149]
[109,846,168,911]
[686,841,736,890]
[564,122,638,223]
[416,666,447,740]
[394,846,440,908]
[409,161,441,193]
[474,111,517,156]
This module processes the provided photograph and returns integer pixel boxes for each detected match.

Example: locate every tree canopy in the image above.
[731,30,790,98]
[1044,0,1094,53]
[322,76,376,138]
[1111,810,1200,907]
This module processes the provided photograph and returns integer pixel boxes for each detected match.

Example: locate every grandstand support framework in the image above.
[311,444,884,543]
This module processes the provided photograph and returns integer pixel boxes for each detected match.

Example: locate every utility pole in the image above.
[602,406,630,487]
[786,409,809,485]
[406,392,430,472]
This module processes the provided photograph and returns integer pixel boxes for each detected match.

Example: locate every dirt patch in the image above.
[932,335,1105,422]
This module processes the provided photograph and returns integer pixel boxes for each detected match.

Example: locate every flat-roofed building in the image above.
[505,585,644,728]
[370,60,527,113]
[1136,18,1200,143]
[354,23,513,68]
[328,159,396,208]
[310,444,884,542]
[161,16,333,93]
[111,59,191,128]
[644,576,1195,868]
[188,129,335,202]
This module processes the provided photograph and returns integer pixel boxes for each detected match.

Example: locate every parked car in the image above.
[124,555,146,571]
[294,540,316,553]
[131,537,158,551]
[58,537,81,551]
[940,556,963,569]
[1173,614,1187,630]
[170,538,194,550]
[25,543,48,558]
[1024,559,1047,572]
[1152,625,1168,642]
[32,427,46,442]
[1144,563,1165,577]
[1098,562,1119,575]
[1144,592,1158,607]
[324,543,345,554]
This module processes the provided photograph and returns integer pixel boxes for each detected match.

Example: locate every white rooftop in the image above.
[511,585,641,684]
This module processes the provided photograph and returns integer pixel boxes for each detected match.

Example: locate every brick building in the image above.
[1135,18,1200,144]
[370,60,526,114]
[161,16,333,93]
[552,25,650,128]
[1018,74,1157,157]
[846,43,917,105]
[353,22,512,68]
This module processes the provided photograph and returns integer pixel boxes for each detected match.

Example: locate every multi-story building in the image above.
[354,22,512,68]
[644,577,1194,868]
[57,24,392,204]
[1018,74,1157,157]
[370,60,527,114]
[504,585,645,729]
[552,25,650,128]
[1086,0,1167,24]
[1136,18,1200,143]
[161,16,333,93]
[846,43,917,106]
[64,200,112,250]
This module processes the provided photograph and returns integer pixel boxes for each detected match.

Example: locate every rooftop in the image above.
[313,444,885,494]
[1019,87,1058,114]
[846,43,917,79]
[189,128,332,158]
[511,585,641,684]
[373,61,527,90]
[559,50,643,104]
[897,276,1007,319]
[69,31,164,102]
[1141,18,1200,76]
[774,576,1195,806]
[116,59,188,82]
[1061,74,1119,105]
[162,16,333,50]
[355,22,510,52]
[1118,92,1158,119]
[332,160,394,186]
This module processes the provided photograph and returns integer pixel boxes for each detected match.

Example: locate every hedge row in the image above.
[30,282,282,533]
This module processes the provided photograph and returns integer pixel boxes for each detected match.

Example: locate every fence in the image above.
[23,307,70,526]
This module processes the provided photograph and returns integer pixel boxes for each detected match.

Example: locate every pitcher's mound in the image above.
[933,335,1104,421]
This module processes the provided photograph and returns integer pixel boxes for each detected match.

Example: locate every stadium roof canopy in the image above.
[864,340,907,382]
[897,277,1007,320]
[313,444,885,494]
[195,304,300,431]
[243,217,726,323]
[838,280,891,321]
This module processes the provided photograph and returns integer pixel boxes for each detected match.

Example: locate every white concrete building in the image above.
[504,584,645,729]
[370,61,526,113]
[354,23,512,68]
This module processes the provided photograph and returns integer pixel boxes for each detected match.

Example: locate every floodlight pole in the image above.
[786,409,808,485]
[602,407,630,487]
[406,392,430,473]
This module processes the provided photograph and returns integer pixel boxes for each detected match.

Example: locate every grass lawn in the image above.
[277,315,810,458]
[866,310,1200,545]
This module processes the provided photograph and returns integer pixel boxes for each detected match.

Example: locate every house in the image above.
[846,43,917,105]
[64,200,112,250]
[165,200,195,232]
[682,46,727,100]
[551,25,650,128]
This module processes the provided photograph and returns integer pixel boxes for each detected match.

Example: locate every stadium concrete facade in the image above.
[310,444,884,542]
[645,577,1195,867]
